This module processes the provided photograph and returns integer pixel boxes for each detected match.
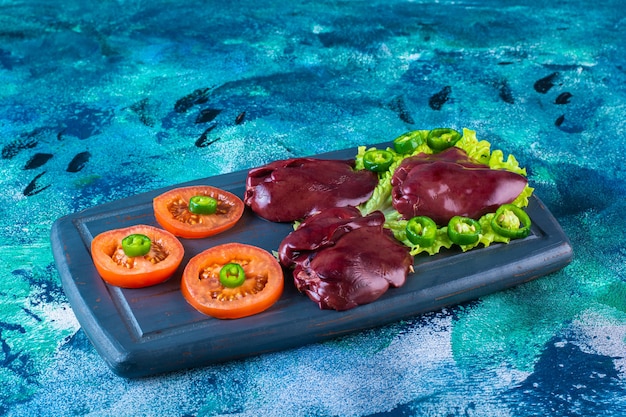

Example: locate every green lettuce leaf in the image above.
[356,128,534,256]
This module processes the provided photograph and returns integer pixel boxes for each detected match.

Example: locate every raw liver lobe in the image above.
[279,209,413,311]
[391,148,528,225]
[244,158,378,222]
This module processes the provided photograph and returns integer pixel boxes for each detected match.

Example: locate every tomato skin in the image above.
[91,225,184,288]
[181,243,284,319]
[153,185,245,239]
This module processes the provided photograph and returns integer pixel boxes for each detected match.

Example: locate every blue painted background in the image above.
[1,0,625,415]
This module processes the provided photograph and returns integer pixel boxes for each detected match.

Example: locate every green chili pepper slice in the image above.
[447,216,481,245]
[219,263,246,288]
[426,128,462,151]
[491,204,531,239]
[121,234,152,257]
[363,149,394,172]
[189,195,218,215]
[406,216,438,247]
[393,131,423,154]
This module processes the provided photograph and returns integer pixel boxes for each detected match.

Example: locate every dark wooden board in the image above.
[50,144,573,378]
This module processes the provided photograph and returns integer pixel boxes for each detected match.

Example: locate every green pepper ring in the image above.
[491,204,532,239]
[189,195,218,215]
[406,216,438,247]
[121,233,152,258]
[219,262,246,288]
[447,216,481,246]
[393,132,421,154]
[427,128,462,152]
[363,149,394,172]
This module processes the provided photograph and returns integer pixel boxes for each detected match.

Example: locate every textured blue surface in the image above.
[1,0,626,415]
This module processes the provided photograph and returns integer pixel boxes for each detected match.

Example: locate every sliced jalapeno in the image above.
[491,204,531,239]
[406,216,437,247]
[447,216,481,245]
[427,128,462,152]
[393,131,424,154]
[121,233,152,257]
[363,149,394,172]
[219,263,246,288]
[189,195,218,215]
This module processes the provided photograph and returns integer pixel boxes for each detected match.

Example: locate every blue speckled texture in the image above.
[1,0,626,415]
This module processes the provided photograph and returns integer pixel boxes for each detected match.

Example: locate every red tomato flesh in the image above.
[181,243,284,319]
[91,224,184,288]
[153,185,245,239]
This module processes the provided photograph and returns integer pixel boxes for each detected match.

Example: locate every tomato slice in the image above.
[181,243,284,319]
[153,185,245,239]
[91,225,184,288]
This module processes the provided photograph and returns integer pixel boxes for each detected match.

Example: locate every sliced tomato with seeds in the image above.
[153,185,245,239]
[91,225,184,288]
[181,243,284,319]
